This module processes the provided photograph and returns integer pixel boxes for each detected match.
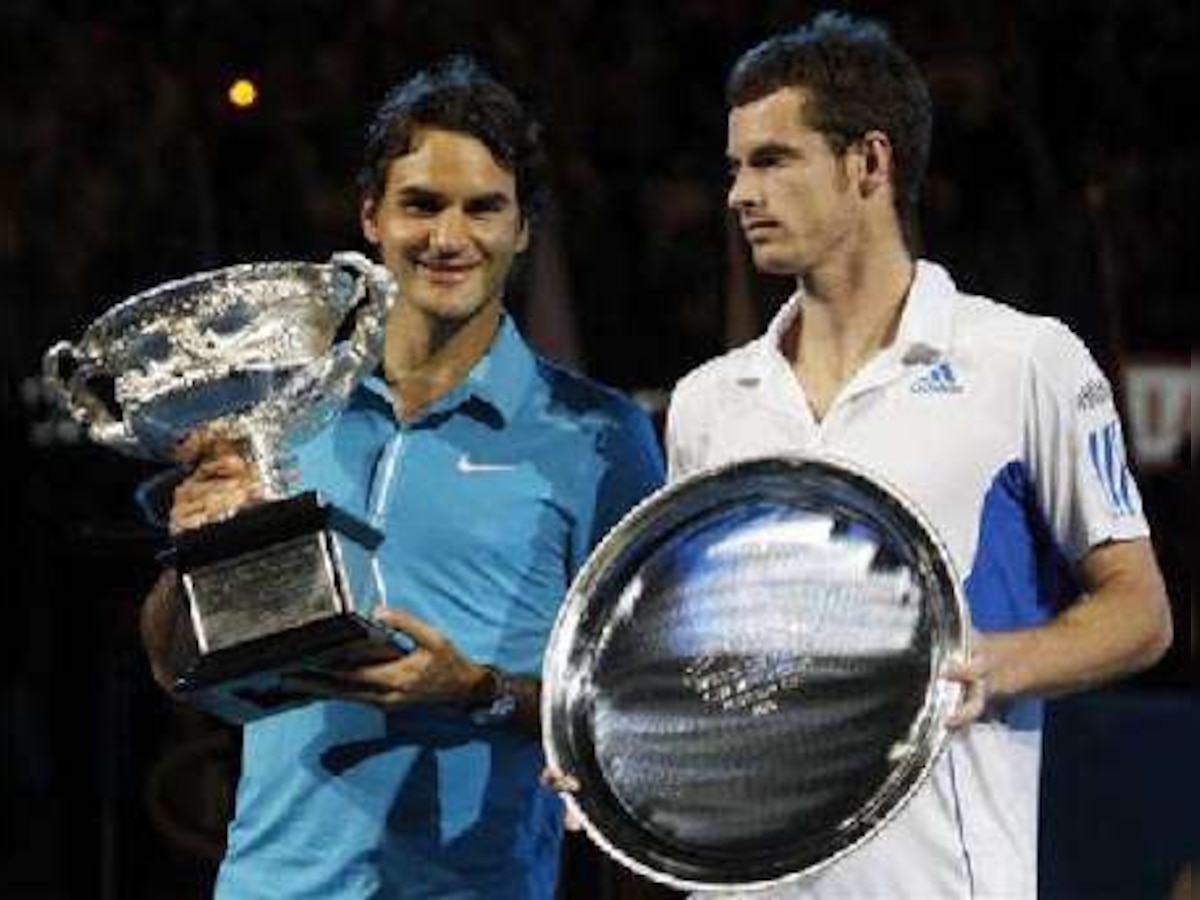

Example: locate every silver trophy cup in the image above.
[542,455,967,891]
[44,252,399,722]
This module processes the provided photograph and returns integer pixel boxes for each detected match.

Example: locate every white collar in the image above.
[756,259,959,372]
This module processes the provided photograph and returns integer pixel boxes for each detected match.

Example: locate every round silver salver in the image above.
[542,455,966,891]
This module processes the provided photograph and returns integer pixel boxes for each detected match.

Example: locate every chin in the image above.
[411,282,477,312]
[427,301,489,323]
[419,292,499,325]
[751,250,803,276]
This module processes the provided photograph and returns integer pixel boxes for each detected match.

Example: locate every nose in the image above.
[727,168,760,214]
[430,208,469,254]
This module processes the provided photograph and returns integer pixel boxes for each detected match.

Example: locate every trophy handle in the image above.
[42,339,140,454]
[326,250,396,358]
[262,252,395,481]
[278,252,395,416]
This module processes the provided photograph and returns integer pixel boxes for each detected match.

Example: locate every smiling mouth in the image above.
[417,261,480,284]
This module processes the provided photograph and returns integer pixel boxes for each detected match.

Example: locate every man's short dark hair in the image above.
[727,12,932,247]
[357,56,545,221]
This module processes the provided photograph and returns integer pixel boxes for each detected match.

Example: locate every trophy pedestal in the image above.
[168,491,403,723]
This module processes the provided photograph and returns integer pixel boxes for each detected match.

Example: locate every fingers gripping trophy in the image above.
[44,252,401,722]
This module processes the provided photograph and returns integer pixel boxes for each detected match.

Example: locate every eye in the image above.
[464,196,508,217]
[750,151,784,169]
[745,143,798,170]
[394,189,444,216]
[402,196,442,216]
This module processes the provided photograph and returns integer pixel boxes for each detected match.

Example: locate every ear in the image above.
[858,130,894,198]
[515,217,530,254]
[360,196,380,246]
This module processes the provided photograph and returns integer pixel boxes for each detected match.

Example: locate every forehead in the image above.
[384,126,517,196]
[727,87,819,155]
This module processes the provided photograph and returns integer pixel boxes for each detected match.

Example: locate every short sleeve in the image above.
[665,375,708,481]
[569,403,665,576]
[1024,320,1149,562]
[664,390,690,481]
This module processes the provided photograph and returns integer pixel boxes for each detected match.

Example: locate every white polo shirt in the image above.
[666,261,1149,899]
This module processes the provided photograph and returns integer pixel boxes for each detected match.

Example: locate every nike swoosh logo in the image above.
[456,454,518,473]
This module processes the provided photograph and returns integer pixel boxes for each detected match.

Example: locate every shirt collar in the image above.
[459,314,537,423]
[893,260,957,362]
[361,314,537,425]
[757,259,958,372]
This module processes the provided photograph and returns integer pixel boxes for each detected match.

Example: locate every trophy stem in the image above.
[243,427,290,500]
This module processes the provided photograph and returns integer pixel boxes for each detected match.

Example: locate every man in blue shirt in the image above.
[142,57,664,898]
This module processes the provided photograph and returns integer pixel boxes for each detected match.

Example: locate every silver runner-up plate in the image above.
[542,455,967,892]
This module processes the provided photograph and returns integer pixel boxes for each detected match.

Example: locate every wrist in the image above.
[974,629,1030,701]
[465,663,499,707]
[465,664,518,725]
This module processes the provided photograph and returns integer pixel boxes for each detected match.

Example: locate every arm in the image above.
[289,606,546,737]
[972,538,1171,700]
[140,567,184,694]
[950,322,1174,726]
[950,534,1172,729]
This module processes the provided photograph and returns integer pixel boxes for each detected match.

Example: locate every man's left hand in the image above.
[944,631,992,730]
[288,606,488,709]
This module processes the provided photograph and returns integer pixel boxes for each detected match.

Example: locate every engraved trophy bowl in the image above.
[542,455,967,891]
[43,252,401,722]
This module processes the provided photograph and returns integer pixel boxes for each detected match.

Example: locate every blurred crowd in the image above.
[3,0,1193,386]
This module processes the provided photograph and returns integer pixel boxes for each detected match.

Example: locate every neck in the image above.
[382,301,503,420]
[787,234,915,375]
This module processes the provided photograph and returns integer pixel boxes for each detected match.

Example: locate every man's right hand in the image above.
[169,429,266,533]
[540,767,584,831]
[142,567,183,693]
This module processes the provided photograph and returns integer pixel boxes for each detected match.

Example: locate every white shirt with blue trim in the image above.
[666,261,1149,899]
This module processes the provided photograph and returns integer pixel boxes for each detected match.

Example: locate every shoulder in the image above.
[948,291,1111,426]
[527,358,664,490]
[951,292,1091,375]
[671,340,762,411]
[529,356,654,436]
[664,341,764,475]
[952,292,1052,351]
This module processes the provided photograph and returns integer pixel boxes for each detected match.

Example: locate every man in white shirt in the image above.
[666,12,1173,898]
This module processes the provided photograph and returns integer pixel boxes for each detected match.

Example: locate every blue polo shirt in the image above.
[215,317,664,899]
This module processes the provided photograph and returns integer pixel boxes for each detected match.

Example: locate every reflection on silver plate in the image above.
[542,456,966,891]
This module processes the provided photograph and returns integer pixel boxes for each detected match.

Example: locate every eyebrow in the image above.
[394,186,443,204]
[462,192,512,211]
[735,141,802,166]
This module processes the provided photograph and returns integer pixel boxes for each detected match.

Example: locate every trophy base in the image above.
[174,612,407,722]
[167,491,402,723]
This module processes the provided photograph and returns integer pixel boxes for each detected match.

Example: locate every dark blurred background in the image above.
[2,1,1194,898]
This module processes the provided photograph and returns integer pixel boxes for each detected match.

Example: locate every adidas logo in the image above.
[911,361,964,394]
